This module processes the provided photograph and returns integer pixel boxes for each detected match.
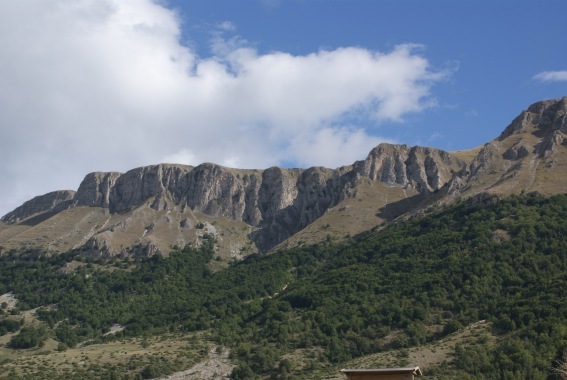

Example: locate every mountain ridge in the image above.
[2,97,566,257]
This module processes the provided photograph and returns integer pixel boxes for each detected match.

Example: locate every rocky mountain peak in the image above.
[448,97,567,197]
[499,97,567,140]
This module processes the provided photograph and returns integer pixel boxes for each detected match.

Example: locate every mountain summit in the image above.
[446,96,567,197]
[1,97,566,258]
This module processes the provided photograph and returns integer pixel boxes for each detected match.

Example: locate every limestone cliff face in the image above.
[253,167,340,250]
[76,172,122,208]
[1,141,466,253]
[532,97,567,167]
[3,98,565,256]
[183,164,263,223]
[356,144,464,193]
[109,164,193,213]
[1,190,76,224]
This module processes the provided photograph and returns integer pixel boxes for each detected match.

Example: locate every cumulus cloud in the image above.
[533,70,567,82]
[0,0,445,215]
[290,127,390,168]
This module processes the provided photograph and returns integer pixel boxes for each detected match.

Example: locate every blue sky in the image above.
[172,0,567,151]
[0,0,566,216]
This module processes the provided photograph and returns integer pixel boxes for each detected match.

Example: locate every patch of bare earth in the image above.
[0,293,17,310]
[157,346,234,380]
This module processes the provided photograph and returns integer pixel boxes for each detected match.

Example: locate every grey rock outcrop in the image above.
[503,143,530,161]
[182,164,263,223]
[2,141,466,252]
[355,144,463,193]
[499,97,567,140]
[19,96,559,252]
[446,96,567,196]
[3,97,566,256]
[1,190,76,224]
[76,172,122,208]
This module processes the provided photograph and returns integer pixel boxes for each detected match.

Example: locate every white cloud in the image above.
[533,70,567,82]
[161,149,197,166]
[0,0,446,216]
[217,21,236,32]
[290,127,390,168]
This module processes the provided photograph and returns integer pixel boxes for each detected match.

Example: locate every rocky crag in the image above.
[1,97,566,258]
[0,147,464,257]
[446,96,567,197]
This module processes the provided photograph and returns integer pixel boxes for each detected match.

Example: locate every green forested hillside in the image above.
[0,193,566,379]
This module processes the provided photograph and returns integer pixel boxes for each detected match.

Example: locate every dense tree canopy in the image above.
[0,193,566,379]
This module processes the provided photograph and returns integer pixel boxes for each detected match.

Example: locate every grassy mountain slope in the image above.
[0,193,565,379]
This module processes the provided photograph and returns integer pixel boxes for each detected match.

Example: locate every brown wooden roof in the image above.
[341,367,423,376]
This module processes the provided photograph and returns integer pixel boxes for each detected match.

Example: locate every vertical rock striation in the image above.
[3,97,566,255]
[1,142,467,251]
[76,172,122,208]
[355,144,463,193]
